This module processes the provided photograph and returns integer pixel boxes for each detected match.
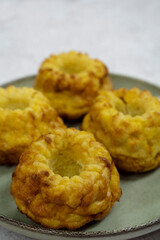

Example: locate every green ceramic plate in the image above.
[0,74,160,240]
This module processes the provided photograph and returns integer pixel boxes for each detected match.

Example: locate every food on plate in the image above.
[11,128,121,229]
[0,86,65,165]
[34,51,112,120]
[81,88,160,172]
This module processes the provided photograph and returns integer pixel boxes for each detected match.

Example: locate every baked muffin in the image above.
[34,51,112,120]
[81,88,160,172]
[11,128,121,229]
[0,86,65,164]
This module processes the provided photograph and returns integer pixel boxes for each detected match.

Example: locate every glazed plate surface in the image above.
[0,74,160,240]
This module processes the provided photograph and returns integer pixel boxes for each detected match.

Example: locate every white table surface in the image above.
[0,0,160,239]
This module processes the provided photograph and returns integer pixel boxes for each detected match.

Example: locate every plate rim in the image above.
[0,73,160,238]
[0,214,160,238]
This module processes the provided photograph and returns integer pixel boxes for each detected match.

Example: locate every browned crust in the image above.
[81,88,160,172]
[34,51,112,120]
[11,128,121,229]
[0,86,65,165]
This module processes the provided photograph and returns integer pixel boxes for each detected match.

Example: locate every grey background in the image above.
[0,0,160,239]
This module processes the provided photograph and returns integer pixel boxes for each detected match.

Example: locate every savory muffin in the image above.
[11,128,121,229]
[34,51,112,120]
[81,88,160,172]
[0,86,65,164]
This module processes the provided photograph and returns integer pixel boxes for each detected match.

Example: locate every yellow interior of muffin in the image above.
[49,150,83,178]
[115,96,146,117]
[56,53,89,75]
[0,92,30,110]
[60,59,88,75]
[1,101,29,110]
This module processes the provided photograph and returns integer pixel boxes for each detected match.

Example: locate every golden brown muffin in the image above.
[11,128,121,230]
[81,88,160,173]
[34,51,112,120]
[0,86,65,165]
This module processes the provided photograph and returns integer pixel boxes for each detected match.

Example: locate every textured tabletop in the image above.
[0,0,160,240]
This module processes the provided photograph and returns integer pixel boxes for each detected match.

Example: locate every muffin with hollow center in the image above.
[11,128,121,229]
[0,86,65,164]
[34,51,112,120]
[81,88,160,173]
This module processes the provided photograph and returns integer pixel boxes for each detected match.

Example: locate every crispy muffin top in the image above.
[34,51,112,119]
[11,128,121,229]
[81,88,160,172]
[0,86,65,164]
